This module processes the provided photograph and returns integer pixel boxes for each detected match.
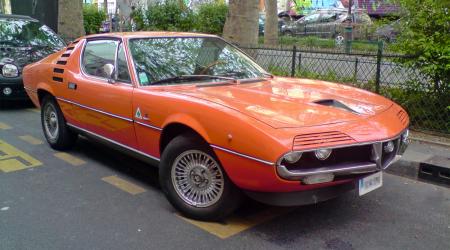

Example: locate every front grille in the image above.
[293,131,356,150]
[283,144,373,172]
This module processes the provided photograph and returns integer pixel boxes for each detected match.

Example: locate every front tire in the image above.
[159,133,242,221]
[41,96,77,150]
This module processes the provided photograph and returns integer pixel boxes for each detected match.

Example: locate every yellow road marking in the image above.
[19,135,43,145]
[0,139,42,173]
[101,176,146,195]
[178,207,294,239]
[54,152,86,166]
[0,122,12,130]
[26,108,40,114]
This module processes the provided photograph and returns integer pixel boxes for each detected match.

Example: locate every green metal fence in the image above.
[239,42,450,135]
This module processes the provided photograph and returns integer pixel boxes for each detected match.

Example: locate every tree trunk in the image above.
[58,0,85,42]
[103,0,108,13]
[223,0,260,46]
[264,0,278,46]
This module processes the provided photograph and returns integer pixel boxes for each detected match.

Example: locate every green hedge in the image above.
[195,2,228,35]
[83,4,106,35]
[131,1,228,35]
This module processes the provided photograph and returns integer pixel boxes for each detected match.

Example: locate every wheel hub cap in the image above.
[43,104,59,140]
[171,150,224,207]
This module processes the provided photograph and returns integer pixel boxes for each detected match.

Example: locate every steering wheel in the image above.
[198,60,225,75]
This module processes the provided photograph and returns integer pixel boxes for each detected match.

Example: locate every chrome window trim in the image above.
[210,144,275,166]
[115,41,133,84]
[79,38,133,85]
[67,122,160,162]
[56,97,133,122]
[126,35,269,88]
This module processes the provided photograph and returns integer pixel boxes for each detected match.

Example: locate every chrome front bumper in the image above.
[277,130,409,181]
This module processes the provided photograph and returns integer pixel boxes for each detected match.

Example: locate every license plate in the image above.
[358,171,383,196]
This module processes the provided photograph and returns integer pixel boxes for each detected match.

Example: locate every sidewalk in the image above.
[388,135,450,186]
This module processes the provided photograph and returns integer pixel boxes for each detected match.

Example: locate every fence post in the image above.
[354,57,358,84]
[375,41,383,93]
[291,45,297,77]
[298,52,302,72]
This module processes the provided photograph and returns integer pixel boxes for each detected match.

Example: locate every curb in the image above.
[387,159,450,188]
[410,136,450,148]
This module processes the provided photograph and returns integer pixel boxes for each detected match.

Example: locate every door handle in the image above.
[68,82,77,90]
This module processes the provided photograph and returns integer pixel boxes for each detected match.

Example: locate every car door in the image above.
[64,38,137,148]
[304,13,321,36]
[316,12,337,38]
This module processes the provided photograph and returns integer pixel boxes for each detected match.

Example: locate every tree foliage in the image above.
[145,0,196,32]
[195,2,228,35]
[83,4,106,35]
[393,0,449,93]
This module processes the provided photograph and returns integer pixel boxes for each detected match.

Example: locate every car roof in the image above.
[80,31,218,40]
[0,14,38,22]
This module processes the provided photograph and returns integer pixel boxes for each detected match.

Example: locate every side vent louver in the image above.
[293,131,356,150]
[53,68,64,74]
[56,60,67,65]
[52,77,63,83]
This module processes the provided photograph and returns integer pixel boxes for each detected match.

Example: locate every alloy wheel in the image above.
[171,150,224,208]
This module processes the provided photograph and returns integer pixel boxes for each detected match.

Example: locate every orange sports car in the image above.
[23,32,409,220]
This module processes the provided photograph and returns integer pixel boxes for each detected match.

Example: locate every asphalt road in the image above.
[1,102,449,250]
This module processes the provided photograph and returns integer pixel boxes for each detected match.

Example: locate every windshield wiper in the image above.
[150,74,236,85]
[261,72,274,78]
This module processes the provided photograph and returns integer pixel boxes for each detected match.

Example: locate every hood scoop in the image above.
[313,99,359,114]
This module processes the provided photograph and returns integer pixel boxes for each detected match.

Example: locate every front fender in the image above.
[161,113,211,143]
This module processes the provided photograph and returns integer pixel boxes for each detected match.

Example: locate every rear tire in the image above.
[41,95,77,150]
[159,133,242,221]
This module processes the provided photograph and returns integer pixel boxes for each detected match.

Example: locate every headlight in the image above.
[315,149,332,160]
[2,64,19,78]
[384,141,395,153]
[402,129,409,144]
[282,151,303,163]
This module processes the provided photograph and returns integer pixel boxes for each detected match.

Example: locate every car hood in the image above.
[175,77,393,128]
[0,46,59,68]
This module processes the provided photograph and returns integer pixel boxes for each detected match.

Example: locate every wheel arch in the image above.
[159,120,211,156]
[36,84,56,105]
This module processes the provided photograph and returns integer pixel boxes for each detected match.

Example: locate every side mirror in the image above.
[102,63,115,83]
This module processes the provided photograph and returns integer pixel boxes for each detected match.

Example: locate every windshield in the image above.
[128,37,267,86]
[0,19,65,49]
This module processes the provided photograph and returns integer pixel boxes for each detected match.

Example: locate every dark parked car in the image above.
[375,19,401,42]
[281,9,372,42]
[258,13,287,36]
[0,14,65,101]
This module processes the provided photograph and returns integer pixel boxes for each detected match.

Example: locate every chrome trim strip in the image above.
[277,162,378,180]
[210,144,275,166]
[135,120,163,131]
[23,86,37,93]
[56,97,133,122]
[67,123,160,162]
